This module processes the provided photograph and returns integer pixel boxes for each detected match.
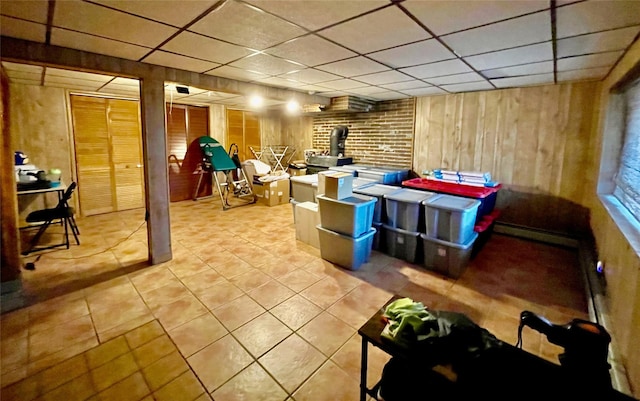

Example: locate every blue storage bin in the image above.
[422,194,481,244]
[357,168,398,185]
[328,166,357,176]
[354,184,404,224]
[384,189,439,232]
[316,194,377,237]
[316,226,376,270]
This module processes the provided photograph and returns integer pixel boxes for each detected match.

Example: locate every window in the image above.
[614,78,640,223]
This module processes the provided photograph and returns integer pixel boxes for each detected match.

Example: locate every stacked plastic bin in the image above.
[420,194,481,278]
[381,189,439,264]
[353,184,404,251]
[315,174,377,270]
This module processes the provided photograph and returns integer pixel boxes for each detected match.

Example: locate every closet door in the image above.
[226,109,260,161]
[108,99,144,211]
[71,95,144,216]
[71,95,114,215]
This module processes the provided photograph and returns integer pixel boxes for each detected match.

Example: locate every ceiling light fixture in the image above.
[286,100,300,114]
[249,95,263,108]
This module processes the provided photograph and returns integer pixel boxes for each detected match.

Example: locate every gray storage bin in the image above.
[372,222,383,251]
[384,189,439,232]
[316,194,377,237]
[328,166,358,176]
[290,174,318,203]
[421,232,478,278]
[423,194,481,244]
[383,224,421,264]
[317,226,376,270]
[354,184,404,224]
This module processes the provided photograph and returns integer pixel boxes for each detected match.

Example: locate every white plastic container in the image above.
[354,184,404,224]
[421,232,478,278]
[384,189,439,232]
[290,174,318,203]
[317,226,376,270]
[423,194,481,244]
[316,194,376,237]
[295,202,320,248]
[352,177,377,190]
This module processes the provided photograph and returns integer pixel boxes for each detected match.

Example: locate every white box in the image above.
[295,201,321,248]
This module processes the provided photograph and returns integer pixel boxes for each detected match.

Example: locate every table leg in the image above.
[360,336,368,401]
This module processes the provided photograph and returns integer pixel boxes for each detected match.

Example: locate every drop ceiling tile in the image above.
[91,0,218,27]
[46,68,114,83]
[401,87,447,97]
[44,75,104,90]
[427,72,485,86]
[347,86,388,96]
[557,51,623,71]
[256,76,305,89]
[50,28,151,61]
[319,7,430,54]
[1,16,46,42]
[53,0,178,48]
[206,66,268,81]
[144,51,220,73]
[315,57,389,77]
[482,61,554,79]
[98,83,140,95]
[0,0,48,23]
[557,66,611,82]
[367,39,456,69]
[399,59,473,79]
[556,26,640,58]
[318,79,368,91]
[442,11,551,57]
[556,0,640,38]
[402,0,549,35]
[491,73,555,88]
[111,77,140,87]
[464,42,553,71]
[440,81,494,93]
[367,91,410,100]
[314,90,349,98]
[1,62,43,74]
[266,35,356,67]
[245,0,388,31]
[229,53,302,75]
[162,31,254,64]
[380,80,431,91]
[5,70,42,83]
[282,69,341,84]
[353,70,413,85]
[48,83,102,93]
[190,1,306,50]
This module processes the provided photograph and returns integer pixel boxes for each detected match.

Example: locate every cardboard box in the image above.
[256,179,290,206]
[295,201,320,248]
[316,170,341,196]
[323,172,353,200]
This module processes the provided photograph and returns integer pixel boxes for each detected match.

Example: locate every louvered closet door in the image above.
[71,95,114,215]
[226,109,260,162]
[244,113,260,163]
[108,99,144,211]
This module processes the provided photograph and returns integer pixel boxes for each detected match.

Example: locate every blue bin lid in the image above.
[422,194,481,211]
[354,184,404,197]
[384,188,438,203]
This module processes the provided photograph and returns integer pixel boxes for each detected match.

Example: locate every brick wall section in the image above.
[311,98,415,168]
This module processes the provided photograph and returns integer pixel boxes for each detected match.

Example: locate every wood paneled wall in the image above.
[414,82,600,234]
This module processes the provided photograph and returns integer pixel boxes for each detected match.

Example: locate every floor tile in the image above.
[258,334,326,393]
[91,353,139,391]
[212,362,288,401]
[232,313,292,358]
[270,295,322,331]
[152,370,206,401]
[300,277,353,309]
[298,312,355,357]
[141,350,189,391]
[195,280,243,309]
[212,295,266,331]
[331,334,390,385]
[140,279,191,310]
[28,314,96,361]
[124,320,165,350]
[277,270,322,292]
[95,371,150,401]
[293,360,360,401]
[152,294,209,331]
[168,313,228,357]
[246,280,295,310]
[179,269,225,293]
[230,269,272,292]
[187,334,253,393]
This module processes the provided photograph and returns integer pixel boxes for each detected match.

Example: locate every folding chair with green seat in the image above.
[22,181,80,255]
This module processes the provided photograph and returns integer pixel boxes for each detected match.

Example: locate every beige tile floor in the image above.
[2,197,589,400]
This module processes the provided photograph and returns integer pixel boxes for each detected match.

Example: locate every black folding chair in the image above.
[22,182,80,255]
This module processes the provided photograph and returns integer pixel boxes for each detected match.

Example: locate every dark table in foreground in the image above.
[358,296,637,401]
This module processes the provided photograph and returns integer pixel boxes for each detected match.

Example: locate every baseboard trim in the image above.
[494,222,579,248]
[0,280,24,314]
